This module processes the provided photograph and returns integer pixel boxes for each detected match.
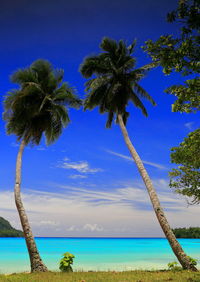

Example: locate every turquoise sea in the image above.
[0,238,199,273]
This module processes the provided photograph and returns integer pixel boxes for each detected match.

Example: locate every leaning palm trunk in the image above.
[117,114,197,271]
[15,140,48,272]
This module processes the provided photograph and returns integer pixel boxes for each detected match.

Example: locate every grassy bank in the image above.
[0,270,200,282]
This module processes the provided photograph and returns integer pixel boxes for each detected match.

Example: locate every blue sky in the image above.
[0,0,199,237]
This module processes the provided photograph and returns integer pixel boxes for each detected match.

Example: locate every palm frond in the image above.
[130,91,148,116]
[80,56,110,78]
[3,90,19,111]
[117,40,127,57]
[139,61,159,71]
[118,57,136,72]
[100,37,118,53]
[106,111,114,128]
[106,81,122,104]
[50,104,70,127]
[11,69,38,84]
[44,111,63,145]
[122,111,130,125]
[31,59,52,79]
[133,83,156,106]
[128,62,158,81]
[127,39,137,55]
[54,69,64,84]
[87,76,111,91]
[84,84,108,110]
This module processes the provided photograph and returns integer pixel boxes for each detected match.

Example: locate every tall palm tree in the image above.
[80,37,197,271]
[3,59,82,272]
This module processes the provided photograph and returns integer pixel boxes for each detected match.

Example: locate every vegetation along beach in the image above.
[0,0,199,280]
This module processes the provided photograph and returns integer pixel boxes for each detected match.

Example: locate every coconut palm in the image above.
[3,59,82,272]
[80,37,197,271]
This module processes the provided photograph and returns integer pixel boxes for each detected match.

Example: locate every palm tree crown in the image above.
[3,59,82,145]
[80,37,156,128]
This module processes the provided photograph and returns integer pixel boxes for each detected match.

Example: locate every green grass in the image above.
[0,270,200,282]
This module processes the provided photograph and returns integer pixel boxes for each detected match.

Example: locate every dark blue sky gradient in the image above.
[0,0,199,236]
[0,0,198,189]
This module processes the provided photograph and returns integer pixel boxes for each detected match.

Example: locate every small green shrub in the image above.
[167,257,197,271]
[167,261,182,271]
[59,252,75,272]
[187,256,198,266]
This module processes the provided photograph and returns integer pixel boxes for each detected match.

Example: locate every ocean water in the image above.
[0,237,199,273]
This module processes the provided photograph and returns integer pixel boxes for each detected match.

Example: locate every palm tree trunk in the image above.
[15,140,48,272]
[117,113,197,271]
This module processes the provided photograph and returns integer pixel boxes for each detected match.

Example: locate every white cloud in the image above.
[66,224,103,232]
[58,184,146,205]
[83,223,103,232]
[32,220,59,226]
[185,122,194,130]
[69,174,88,179]
[57,158,102,174]
[106,149,167,170]
[66,225,78,231]
[1,179,199,237]
[142,160,167,170]
[36,146,46,151]
[11,142,19,147]
[106,150,132,161]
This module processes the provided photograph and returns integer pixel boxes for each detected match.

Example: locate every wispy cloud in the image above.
[106,149,167,170]
[36,146,46,151]
[66,224,103,232]
[184,122,194,130]
[0,179,199,237]
[11,142,19,147]
[57,180,184,209]
[83,223,103,232]
[57,158,102,174]
[106,150,132,161]
[142,160,167,170]
[32,220,59,226]
[69,174,88,179]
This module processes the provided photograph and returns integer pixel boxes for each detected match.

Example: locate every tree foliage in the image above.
[144,0,200,203]
[172,227,200,238]
[169,129,200,204]
[0,217,23,237]
[3,59,82,145]
[80,37,156,127]
[143,0,200,113]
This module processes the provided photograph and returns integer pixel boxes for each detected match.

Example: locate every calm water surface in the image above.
[0,237,199,273]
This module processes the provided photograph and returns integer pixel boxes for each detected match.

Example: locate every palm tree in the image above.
[80,37,197,271]
[3,59,82,272]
